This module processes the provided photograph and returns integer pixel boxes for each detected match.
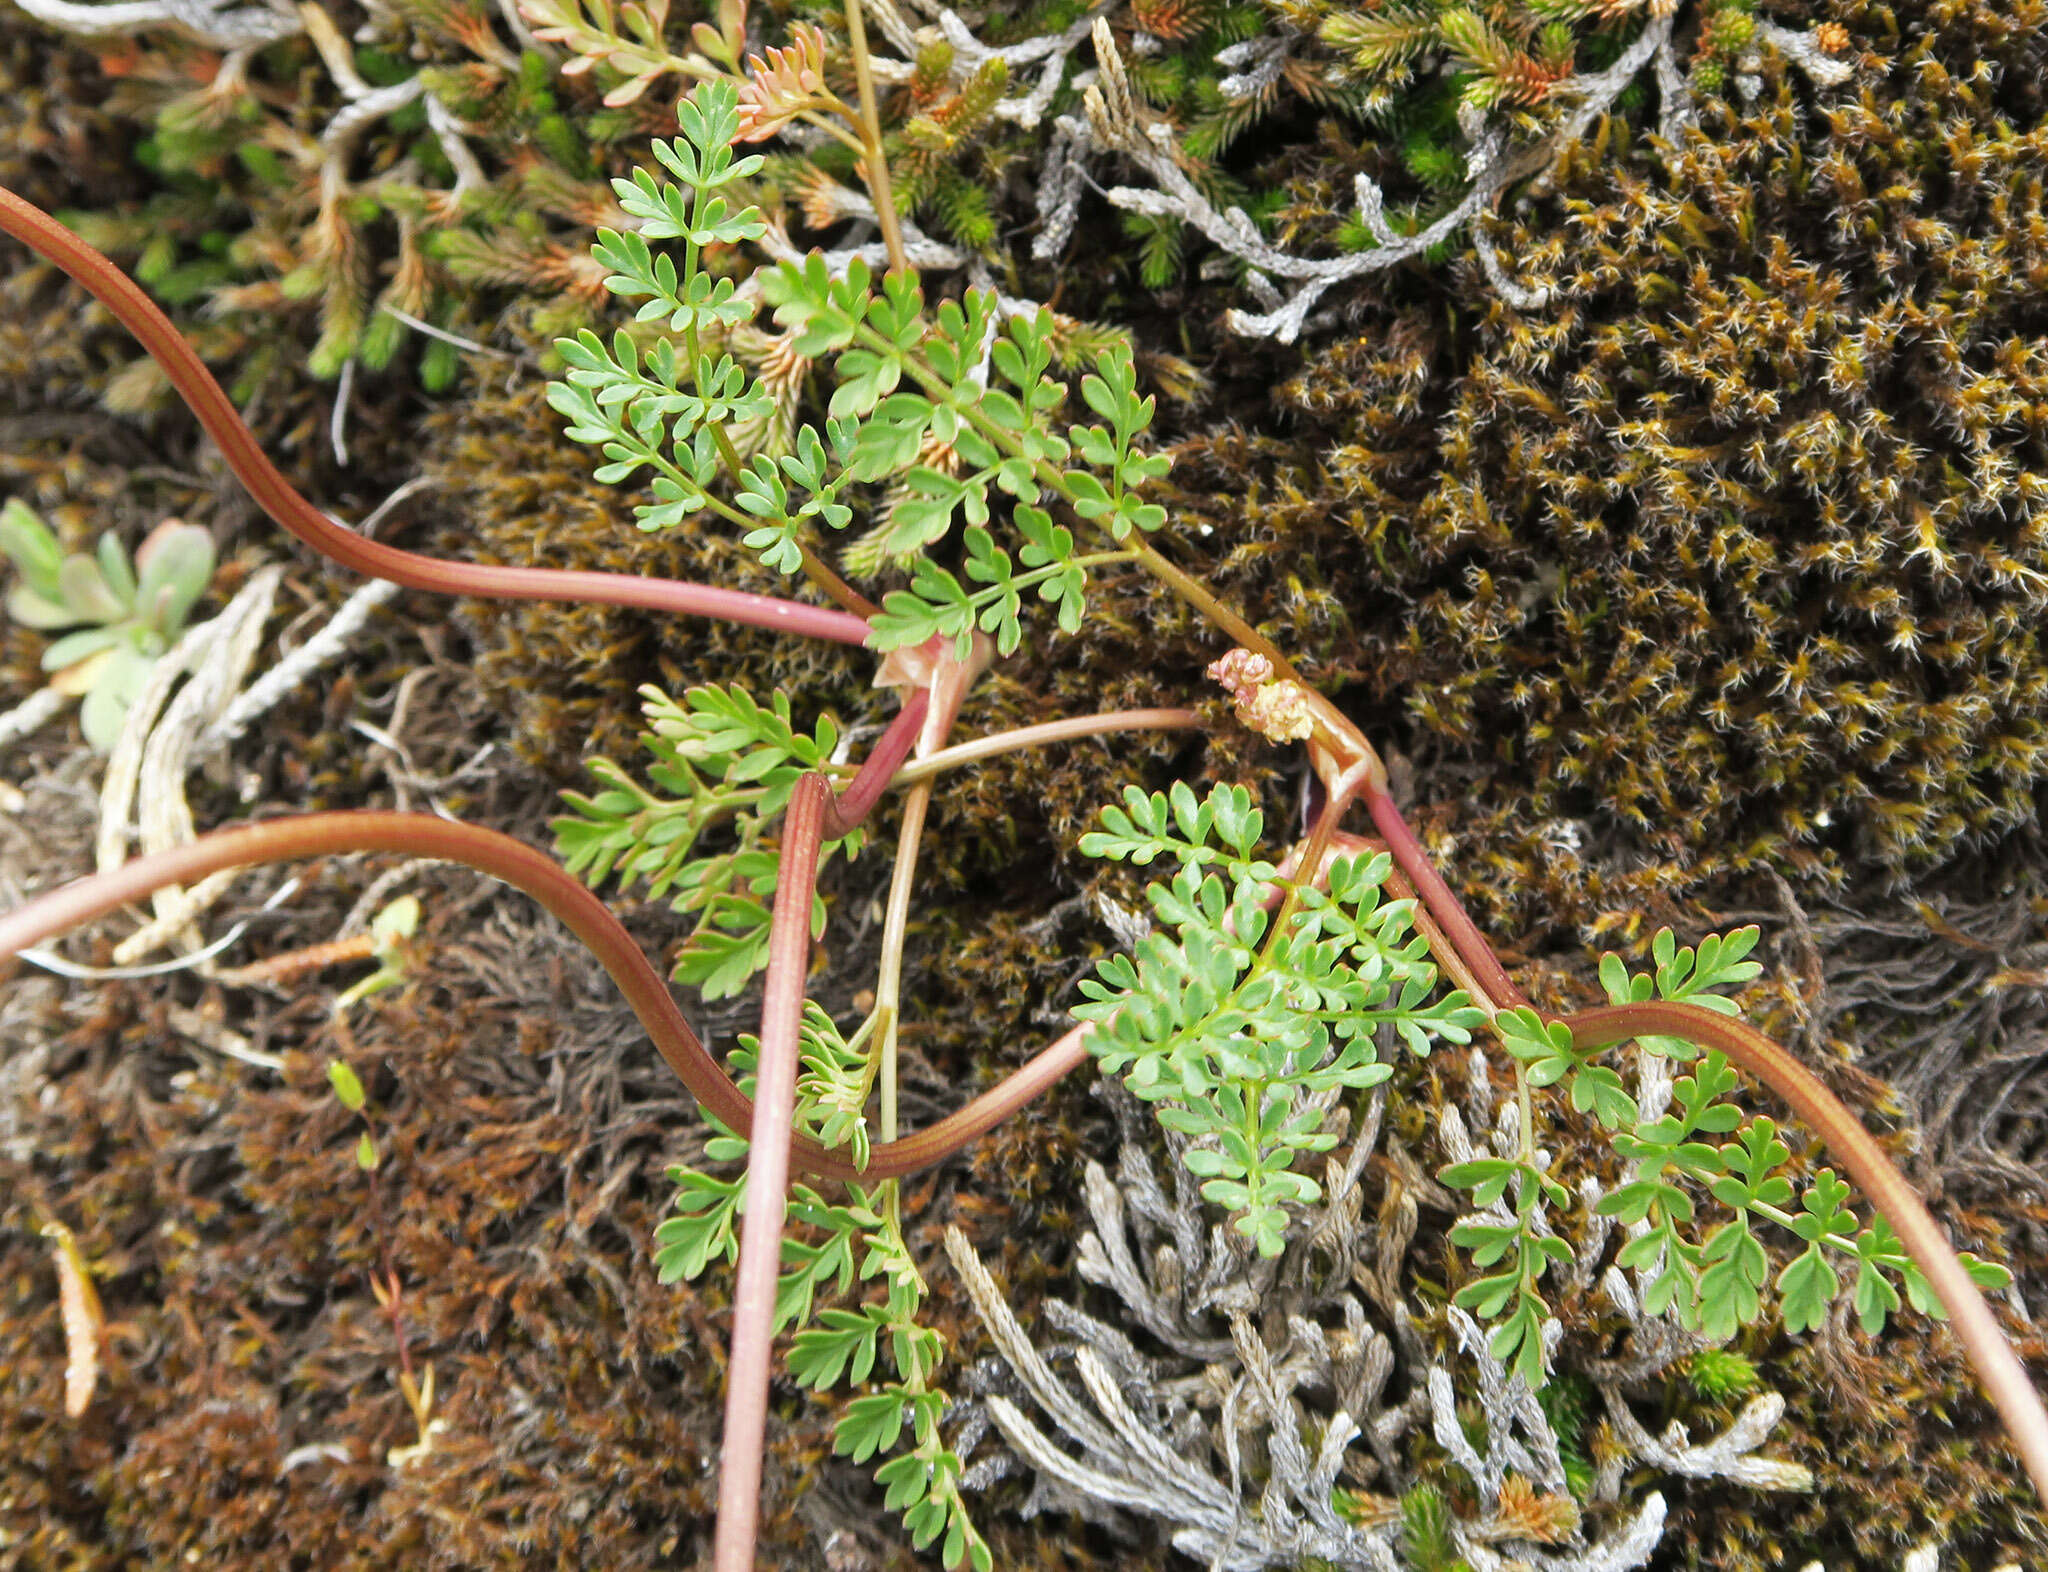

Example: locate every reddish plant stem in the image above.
[714,648,983,1569]
[1384,859,1500,1012]
[0,811,1089,1181]
[1272,819,2048,1501]
[713,773,828,1572]
[1256,761,1375,966]
[0,186,872,649]
[1566,1000,2048,1506]
[1363,787,1530,1011]
[825,692,928,836]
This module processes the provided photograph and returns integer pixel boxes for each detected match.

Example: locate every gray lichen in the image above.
[946,1053,1812,1570]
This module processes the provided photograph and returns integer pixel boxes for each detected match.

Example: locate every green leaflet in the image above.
[1076,781,1485,1256]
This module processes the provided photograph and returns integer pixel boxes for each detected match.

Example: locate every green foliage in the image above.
[1536,1373,1595,1496]
[655,1117,990,1571]
[1076,781,1486,1254]
[1397,1482,1468,1572]
[889,58,1012,251]
[1597,925,1762,1059]
[724,1005,876,1172]
[547,77,1175,662]
[1316,0,1586,112]
[327,1060,368,1112]
[1438,1137,1572,1385]
[0,501,217,750]
[1685,1347,1760,1402]
[334,895,424,1011]
[1440,926,2014,1383]
[552,684,859,999]
[324,1057,381,1170]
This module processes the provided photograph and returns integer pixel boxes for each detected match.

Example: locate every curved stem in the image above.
[1564,999,2048,1506]
[826,690,928,836]
[0,811,1090,1182]
[0,186,873,648]
[887,707,1204,787]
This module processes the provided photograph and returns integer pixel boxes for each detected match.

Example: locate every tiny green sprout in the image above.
[1398,1483,1467,1572]
[334,895,423,1011]
[328,1059,378,1168]
[0,501,217,750]
[327,1059,368,1111]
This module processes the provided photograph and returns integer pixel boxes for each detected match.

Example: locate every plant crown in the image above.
[0,500,217,749]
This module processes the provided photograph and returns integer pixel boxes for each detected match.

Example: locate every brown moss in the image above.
[0,859,863,1567]
[411,361,871,774]
[1162,0,2048,931]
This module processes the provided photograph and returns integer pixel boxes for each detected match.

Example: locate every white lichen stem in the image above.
[0,686,72,754]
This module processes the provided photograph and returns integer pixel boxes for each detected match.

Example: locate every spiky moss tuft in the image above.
[1161,0,2048,933]
[2,0,634,414]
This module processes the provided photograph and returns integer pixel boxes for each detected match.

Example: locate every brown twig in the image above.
[213,932,379,987]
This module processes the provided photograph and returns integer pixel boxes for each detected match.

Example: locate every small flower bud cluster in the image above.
[1206,647,1316,742]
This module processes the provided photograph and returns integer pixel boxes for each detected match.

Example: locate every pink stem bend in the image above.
[0,810,1089,1182]
[1566,1000,2048,1507]
[0,185,872,648]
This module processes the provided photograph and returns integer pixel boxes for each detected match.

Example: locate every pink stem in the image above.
[887,707,1204,787]
[714,773,830,1572]
[824,692,928,836]
[1566,1001,2048,1506]
[1363,787,1530,1010]
[0,811,1089,1182]
[0,185,872,648]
